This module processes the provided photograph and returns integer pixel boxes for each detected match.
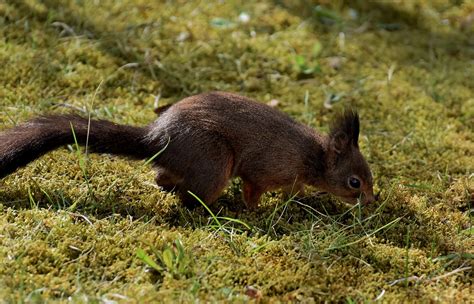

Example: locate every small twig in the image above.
[387,64,397,84]
[374,289,385,301]
[428,266,471,282]
[63,244,95,266]
[388,265,471,287]
[68,211,93,226]
[388,275,422,286]
[51,22,76,37]
[117,62,140,70]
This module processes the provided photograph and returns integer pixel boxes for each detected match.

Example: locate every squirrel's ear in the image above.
[330,110,359,151]
[330,131,350,154]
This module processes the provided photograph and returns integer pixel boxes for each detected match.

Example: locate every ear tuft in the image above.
[330,110,360,147]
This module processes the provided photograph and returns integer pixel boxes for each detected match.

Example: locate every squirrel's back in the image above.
[148,91,321,155]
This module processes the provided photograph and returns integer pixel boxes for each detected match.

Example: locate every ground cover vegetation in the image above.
[0,0,472,302]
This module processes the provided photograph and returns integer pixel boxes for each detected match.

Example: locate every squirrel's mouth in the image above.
[339,196,358,205]
[340,193,376,205]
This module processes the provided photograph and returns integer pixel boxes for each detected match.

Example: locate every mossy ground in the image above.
[0,0,473,302]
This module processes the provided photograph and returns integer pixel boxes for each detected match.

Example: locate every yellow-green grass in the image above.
[0,0,472,302]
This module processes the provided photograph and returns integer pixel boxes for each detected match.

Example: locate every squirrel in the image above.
[0,91,376,209]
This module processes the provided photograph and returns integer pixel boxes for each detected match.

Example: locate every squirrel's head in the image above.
[323,111,375,205]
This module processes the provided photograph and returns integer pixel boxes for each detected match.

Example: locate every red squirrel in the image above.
[0,91,375,209]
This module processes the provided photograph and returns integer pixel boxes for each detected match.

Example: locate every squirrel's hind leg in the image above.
[176,152,234,209]
[154,166,183,192]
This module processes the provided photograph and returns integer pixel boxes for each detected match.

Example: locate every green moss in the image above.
[0,0,472,302]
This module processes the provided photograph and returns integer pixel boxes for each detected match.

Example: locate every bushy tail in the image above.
[0,114,150,179]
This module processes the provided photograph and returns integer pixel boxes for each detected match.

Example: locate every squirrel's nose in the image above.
[363,192,376,204]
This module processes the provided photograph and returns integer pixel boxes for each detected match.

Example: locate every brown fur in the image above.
[0,91,375,209]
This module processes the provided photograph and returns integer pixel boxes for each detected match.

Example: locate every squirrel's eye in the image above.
[348,176,361,189]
